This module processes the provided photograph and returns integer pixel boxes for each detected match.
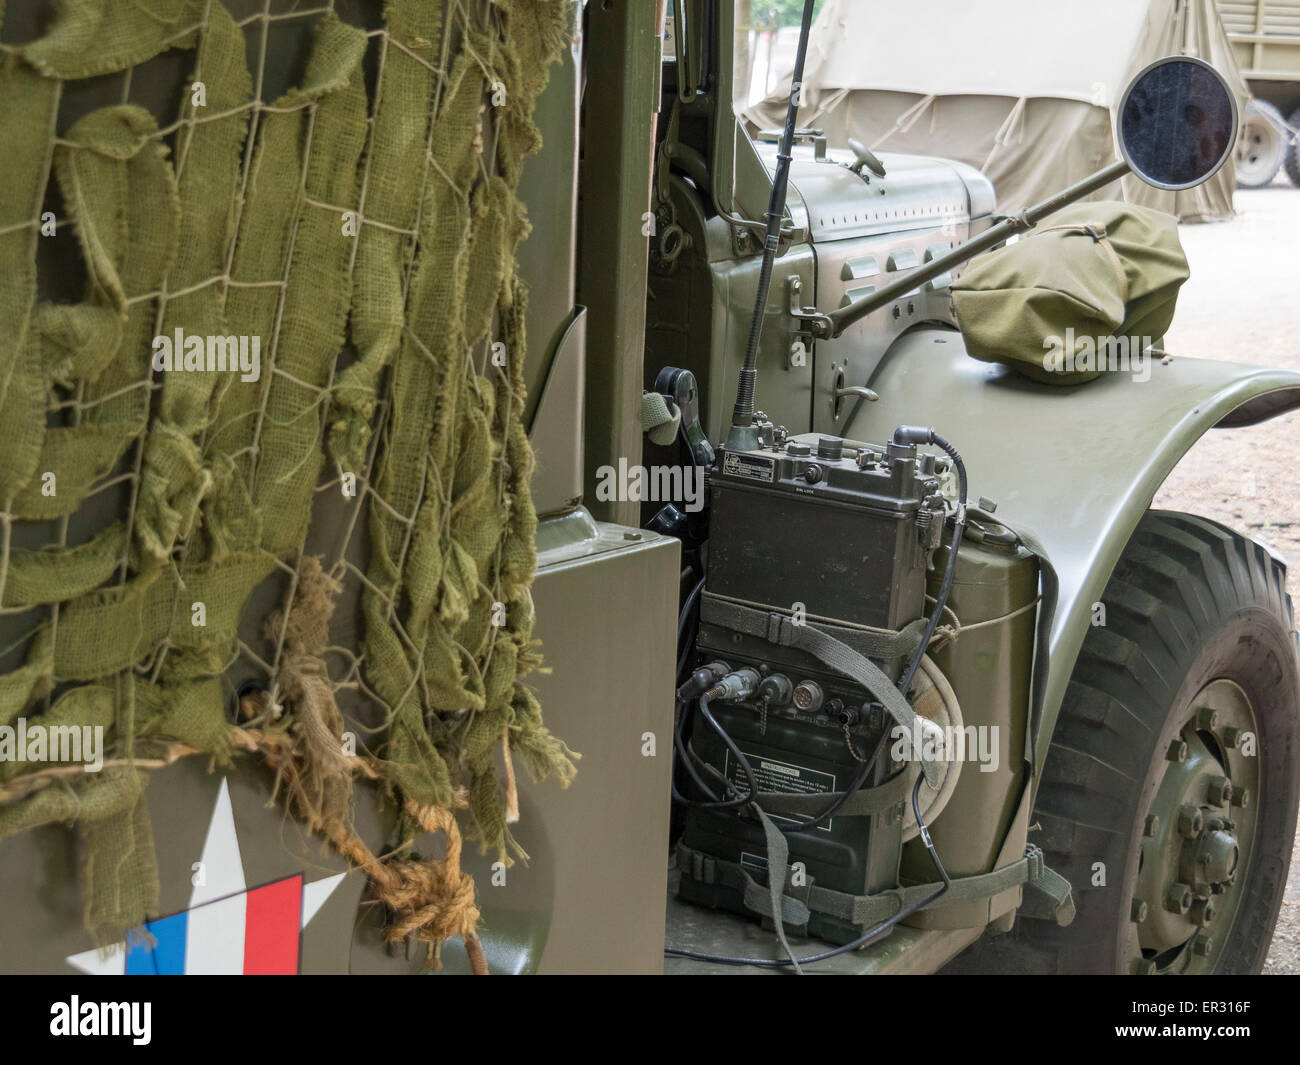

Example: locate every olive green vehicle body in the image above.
[4,0,1300,975]
[1218,0,1300,116]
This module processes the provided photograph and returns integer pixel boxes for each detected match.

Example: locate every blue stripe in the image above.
[125,910,188,975]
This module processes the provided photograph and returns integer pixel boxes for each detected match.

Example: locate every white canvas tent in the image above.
[746,0,1251,221]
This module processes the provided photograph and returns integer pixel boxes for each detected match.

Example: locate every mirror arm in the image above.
[813,158,1131,340]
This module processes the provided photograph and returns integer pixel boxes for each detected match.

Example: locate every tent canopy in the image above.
[749,0,1250,221]
[800,0,1149,107]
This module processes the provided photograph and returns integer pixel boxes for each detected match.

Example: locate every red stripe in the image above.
[242,875,302,974]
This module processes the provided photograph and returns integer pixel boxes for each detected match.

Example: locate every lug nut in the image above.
[1166,740,1188,762]
[1231,787,1249,809]
[1165,882,1193,915]
[1222,727,1242,749]
[1190,898,1216,926]
[1143,814,1160,837]
[1193,934,1214,957]
[1130,899,1149,923]
[1195,707,1219,730]
[1197,830,1239,885]
[1177,805,1203,840]
[1206,776,1233,806]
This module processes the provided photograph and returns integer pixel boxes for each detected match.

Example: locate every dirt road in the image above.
[1157,173,1300,973]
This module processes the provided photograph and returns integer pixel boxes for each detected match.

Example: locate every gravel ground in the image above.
[1155,172,1300,973]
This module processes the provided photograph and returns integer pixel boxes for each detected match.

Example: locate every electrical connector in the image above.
[676,661,730,702]
[706,668,761,703]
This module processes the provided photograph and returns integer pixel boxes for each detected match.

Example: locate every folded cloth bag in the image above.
[951,201,1190,384]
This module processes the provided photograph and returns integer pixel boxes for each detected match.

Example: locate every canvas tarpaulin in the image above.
[748,0,1250,222]
[0,0,576,965]
[951,201,1190,383]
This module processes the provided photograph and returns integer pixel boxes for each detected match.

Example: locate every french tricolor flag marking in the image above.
[66,779,345,975]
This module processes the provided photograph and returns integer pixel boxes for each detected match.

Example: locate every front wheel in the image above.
[952,511,1300,973]
[1237,99,1288,188]
[1285,106,1300,188]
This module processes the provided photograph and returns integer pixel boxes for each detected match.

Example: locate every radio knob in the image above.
[816,436,843,461]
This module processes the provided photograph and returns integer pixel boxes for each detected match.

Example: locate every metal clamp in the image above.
[786,275,832,337]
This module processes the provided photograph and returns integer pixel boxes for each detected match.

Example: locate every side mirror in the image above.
[1117,56,1239,191]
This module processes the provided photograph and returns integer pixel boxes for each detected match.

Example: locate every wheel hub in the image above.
[1128,679,1259,974]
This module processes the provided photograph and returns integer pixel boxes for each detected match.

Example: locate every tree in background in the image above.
[741,1,825,104]
[750,0,826,33]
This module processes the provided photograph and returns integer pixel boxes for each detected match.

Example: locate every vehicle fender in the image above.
[845,326,1300,775]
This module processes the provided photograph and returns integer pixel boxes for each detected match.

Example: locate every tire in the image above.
[1286,107,1300,189]
[1237,99,1287,188]
[947,511,1300,974]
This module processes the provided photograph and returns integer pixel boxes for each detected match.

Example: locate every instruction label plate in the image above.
[724,751,836,833]
[722,452,775,483]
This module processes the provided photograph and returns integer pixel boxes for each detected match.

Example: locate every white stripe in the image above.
[184,892,247,975]
[65,945,127,975]
[301,872,347,928]
[191,778,246,906]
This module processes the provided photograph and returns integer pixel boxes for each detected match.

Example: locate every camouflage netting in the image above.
[0,0,576,966]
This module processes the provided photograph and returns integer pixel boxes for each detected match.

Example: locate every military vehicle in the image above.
[1218,0,1300,186]
[0,0,1297,978]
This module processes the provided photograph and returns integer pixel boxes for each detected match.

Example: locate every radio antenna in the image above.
[725,0,817,451]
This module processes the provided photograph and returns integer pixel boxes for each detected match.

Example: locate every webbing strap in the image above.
[754,805,804,972]
[1039,222,1129,304]
[638,390,681,446]
[700,592,928,663]
[700,593,941,788]
[682,841,1075,932]
[825,844,1074,927]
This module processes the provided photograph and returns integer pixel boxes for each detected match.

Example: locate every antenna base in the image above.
[723,422,761,452]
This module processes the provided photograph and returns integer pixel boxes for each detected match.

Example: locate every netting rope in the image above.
[0,0,577,966]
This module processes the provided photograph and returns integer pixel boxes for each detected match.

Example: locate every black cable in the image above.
[675,576,706,684]
[672,696,756,809]
[672,701,722,803]
[665,772,951,968]
[677,576,705,647]
[897,430,968,695]
[696,693,760,803]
